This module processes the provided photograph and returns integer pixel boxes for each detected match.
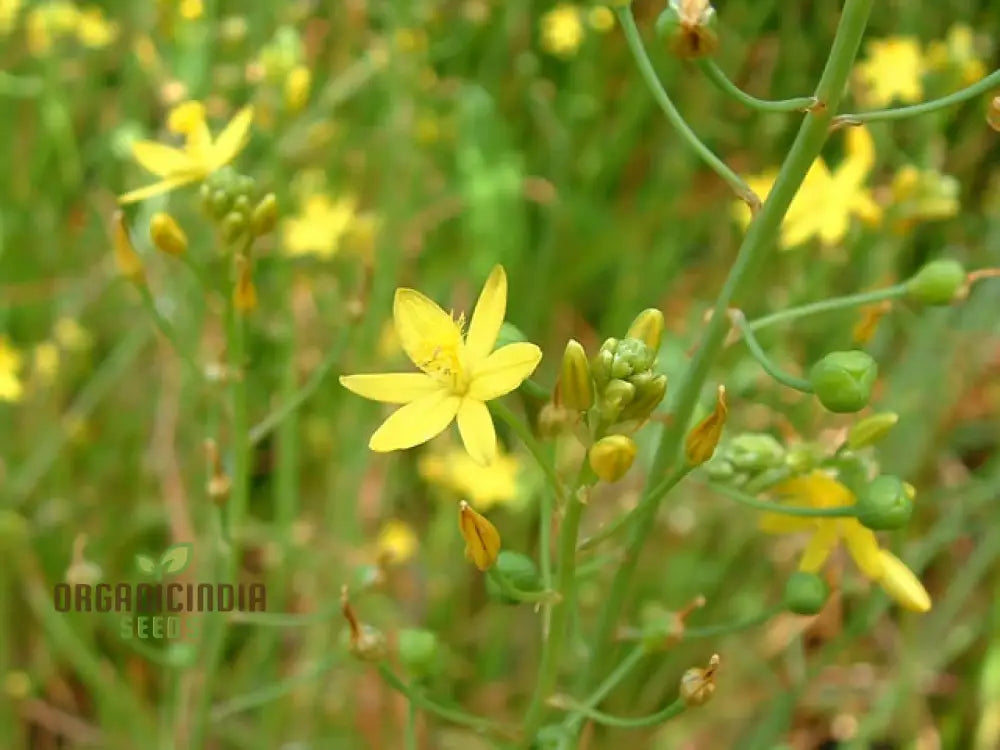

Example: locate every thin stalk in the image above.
[584,0,873,695]
[554,698,686,730]
[210,654,340,721]
[748,284,907,331]
[405,699,418,750]
[698,59,818,113]
[833,67,1000,125]
[731,310,813,392]
[683,605,782,639]
[558,644,646,736]
[709,482,856,517]
[618,8,760,210]
[492,401,564,504]
[486,568,558,605]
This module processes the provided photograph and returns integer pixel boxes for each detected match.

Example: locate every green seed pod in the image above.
[785,444,822,474]
[725,433,785,472]
[809,350,878,413]
[210,189,233,220]
[619,372,667,422]
[856,474,913,531]
[905,259,966,305]
[588,435,638,482]
[397,628,440,675]
[783,571,829,615]
[639,603,676,651]
[704,457,736,481]
[251,193,279,236]
[847,412,899,450]
[679,654,720,707]
[559,339,594,412]
[221,211,248,244]
[626,308,665,355]
[232,194,252,218]
[485,551,542,605]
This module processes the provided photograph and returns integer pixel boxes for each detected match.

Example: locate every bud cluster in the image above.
[199,167,278,245]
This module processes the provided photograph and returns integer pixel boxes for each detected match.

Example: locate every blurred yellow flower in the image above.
[340,265,542,464]
[120,101,253,204]
[0,337,24,402]
[760,471,931,613]
[587,6,615,33]
[540,4,584,58]
[0,0,21,36]
[282,194,357,259]
[33,342,60,386]
[737,127,881,249]
[53,317,92,351]
[376,519,418,564]
[888,165,960,233]
[75,7,116,47]
[285,65,312,112]
[179,0,203,21]
[419,445,523,511]
[926,24,988,85]
[25,2,117,53]
[854,37,924,107]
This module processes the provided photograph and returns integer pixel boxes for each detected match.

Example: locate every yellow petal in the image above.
[118,173,200,204]
[368,391,460,452]
[210,106,254,170]
[339,372,440,404]
[844,125,875,176]
[842,520,884,579]
[457,398,497,465]
[877,549,931,613]
[465,265,507,362]
[798,522,839,573]
[131,140,196,177]
[758,512,814,534]
[393,288,461,368]
[467,342,542,401]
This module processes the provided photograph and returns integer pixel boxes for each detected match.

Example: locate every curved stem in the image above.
[708,482,857,517]
[748,284,908,332]
[618,8,760,210]
[698,59,817,113]
[683,605,782,638]
[554,698,686,730]
[558,644,645,736]
[404,699,418,750]
[487,568,558,605]
[731,310,813,392]
[833,68,1000,125]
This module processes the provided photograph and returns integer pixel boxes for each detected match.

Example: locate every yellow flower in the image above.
[340,265,542,464]
[684,385,727,467]
[53,317,91,351]
[179,0,203,21]
[540,4,584,58]
[587,6,615,33]
[75,7,117,48]
[926,24,987,85]
[33,342,60,386]
[736,127,881,249]
[418,445,523,511]
[888,165,960,233]
[760,472,931,612]
[0,336,25,402]
[285,65,312,112]
[282,194,357,259]
[854,37,924,107]
[376,519,418,564]
[119,101,253,204]
[0,0,22,36]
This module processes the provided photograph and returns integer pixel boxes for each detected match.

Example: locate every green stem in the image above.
[405,699,418,750]
[683,605,782,639]
[585,0,873,697]
[618,8,759,209]
[748,284,907,331]
[487,568,557,605]
[137,283,203,380]
[377,665,508,736]
[559,644,646,736]
[492,401,564,504]
[708,482,856,517]
[731,310,813,392]
[554,698,686,730]
[833,68,1000,124]
[209,654,340,721]
[698,59,818,113]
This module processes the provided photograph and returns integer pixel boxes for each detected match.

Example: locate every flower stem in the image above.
[487,568,558,605]
[618,8,760,210]
[405,699,418,750]
[492,401,564,504]
[833,67,1000,125]
[698,59,818,113]
[730,310,814,393]
[583,0,873,699]
[748,284,908,332]
[554,698,686,730]
[557,644,646,737]
[708,482,857,517]
[683,605,783,639]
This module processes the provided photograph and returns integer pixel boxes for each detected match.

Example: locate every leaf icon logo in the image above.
[159,543,193,577]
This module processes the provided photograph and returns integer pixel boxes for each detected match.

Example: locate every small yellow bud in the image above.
[847,412,899,450]
[233,256,257,313]
[458,501,501,571]
[626,308,665,354]
[284,64,312,112]
[250,193,279,237]
[558,339,593,412]
[684,385,727,466]
[111,211,144,282]
[679,653,720,707]
[149,212,188,256]
[588,435,637,482]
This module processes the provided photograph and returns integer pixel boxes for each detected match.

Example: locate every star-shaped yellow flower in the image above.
[854,37,924,108]
[282,194,357,259]
[760,471,931,613]
[340,265,542,464]
[419,444,523,510]
[119,101,253,204]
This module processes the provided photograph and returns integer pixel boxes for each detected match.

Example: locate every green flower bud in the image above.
[485,551,542,605]
[588,435,637,482]
[232,195,252,217]
[599,379,636,423]
[656,0,718,60]
[906,259,966,305]
[619,372,667,422]
[847,412,899,450]
[591,347,614,389]
[234,174,256,198]
[809,350,878,413]
[783,571,829,615]
[559,339,593,412]
[397,628,440,675]
[856,474,913,531]
[612,337,655,377]
[221,211,248,244]
[626,308,665,354]
[209,189,233,220]
[149,212,188,257]
[785,444,822,473]
[704,457,735,481]
[725,433,785,472]
[251,193,279,236]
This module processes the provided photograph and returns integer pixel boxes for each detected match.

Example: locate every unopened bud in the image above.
[988,96,1000,132]
[285,65,312,112]
[599,378,636,423]
[809,351,877,413]
[619,372,667,423]
[685,385,727,466]
[626,308,665,354]
[725,433,785,472]
[251,193,279,236]
[591,346,614,389]
[876,550,931,613]
[906,258,967,305]
[656,0,718,60]
[112,211,144,282]
[221,211,248,243]
[588,435,638,482]
[340,585,387,661]
[856,474,913,531]
[847,412,899,450]
[149,212,188,256]
[679,653,720,707]
[485,551,542,605]
[559,339,593,412]
[783,571,829,615]
[397,628,440,675]
[233,256,257,313]
[458,501,500,571]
